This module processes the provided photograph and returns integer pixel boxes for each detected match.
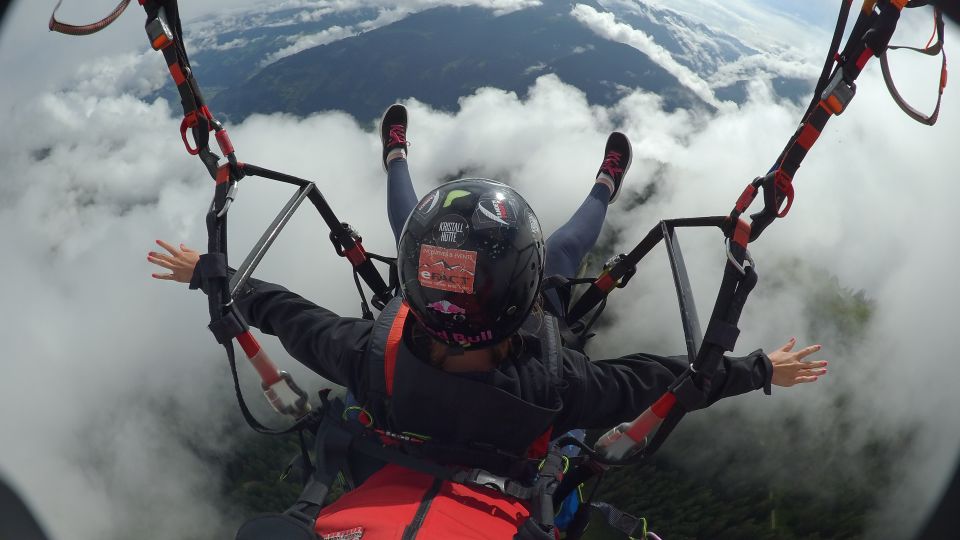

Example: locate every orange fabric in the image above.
[314,464,530,539]
[384,303,410,397]
[823,95,843,115]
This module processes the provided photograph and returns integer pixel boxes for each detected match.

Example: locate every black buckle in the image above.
[603,253,636,288]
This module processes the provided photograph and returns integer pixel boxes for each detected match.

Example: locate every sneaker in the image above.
[380,104,409,171]
[596,132,632,203]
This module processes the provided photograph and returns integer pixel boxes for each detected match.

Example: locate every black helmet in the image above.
[397,178,545,348]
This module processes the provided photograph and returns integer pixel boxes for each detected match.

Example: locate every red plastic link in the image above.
[734,183,758,213]
[774,170,795,218]
[179,105,213,155]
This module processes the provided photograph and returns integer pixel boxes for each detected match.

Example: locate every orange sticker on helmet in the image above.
[418,244,477,294]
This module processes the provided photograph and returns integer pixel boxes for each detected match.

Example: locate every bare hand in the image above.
[768,338,828,388]
[148,240,200,284]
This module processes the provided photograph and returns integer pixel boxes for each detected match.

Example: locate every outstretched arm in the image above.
[147,240,372,389]
[556,338,827,432]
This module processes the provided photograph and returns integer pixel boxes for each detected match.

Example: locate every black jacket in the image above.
[232,276,772,452]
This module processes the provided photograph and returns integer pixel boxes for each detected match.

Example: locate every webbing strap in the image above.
[384,303,410,397]
[290,403,355,517]
[365,297,406,407]
[589,502,647,537]
[540,312,563,380]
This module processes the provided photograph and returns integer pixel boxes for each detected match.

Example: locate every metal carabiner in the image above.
[724,237,756,276]
[217,182,239,218]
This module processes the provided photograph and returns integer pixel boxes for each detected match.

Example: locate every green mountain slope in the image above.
[211,5,704,123]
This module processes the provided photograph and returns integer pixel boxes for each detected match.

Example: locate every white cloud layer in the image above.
[572,3,730,110]
[1,2,959,540]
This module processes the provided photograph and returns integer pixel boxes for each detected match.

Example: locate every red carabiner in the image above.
[774,170,795,218]
[179,106,213,155]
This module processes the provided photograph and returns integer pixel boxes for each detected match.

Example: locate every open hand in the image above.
[768,338,828,388]
[148,240,200,284]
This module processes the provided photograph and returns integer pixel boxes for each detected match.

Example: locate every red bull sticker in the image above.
[427,300,467,315]
[425,327,494,345]
[418,244,477,293]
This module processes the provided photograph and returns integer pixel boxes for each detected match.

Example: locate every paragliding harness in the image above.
[49,0,947,538]
[234,298,572,540]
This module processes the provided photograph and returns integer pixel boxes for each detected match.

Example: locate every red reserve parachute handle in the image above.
[594,393,677,461]
[236,332,311,418]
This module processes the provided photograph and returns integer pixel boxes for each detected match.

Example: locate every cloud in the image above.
[262,25,356,66]
[571,3,730,110]
[1,3,959,540]
[707,52,820,87]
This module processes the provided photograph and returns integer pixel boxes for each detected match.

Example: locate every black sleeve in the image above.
[228,276,374,392]
[555,349,772,432]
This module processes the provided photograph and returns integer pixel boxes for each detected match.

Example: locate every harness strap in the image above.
[589,502,648,538]
[365,296,407,412]
[288,400,355,519]
[541,276,594,352]
[540,311,563,380]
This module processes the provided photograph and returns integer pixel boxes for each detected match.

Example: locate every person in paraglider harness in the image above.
[149,105,828,539]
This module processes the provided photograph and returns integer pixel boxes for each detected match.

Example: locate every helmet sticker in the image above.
[473,195,518,229]
[412,190,441,225]
[427,300,467,316]
[435,214,469,247]
[425,326,494,346]
[526,208,541,236]
[416,190,440,215]
[418,244,477,294]
[443,189,471,208]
